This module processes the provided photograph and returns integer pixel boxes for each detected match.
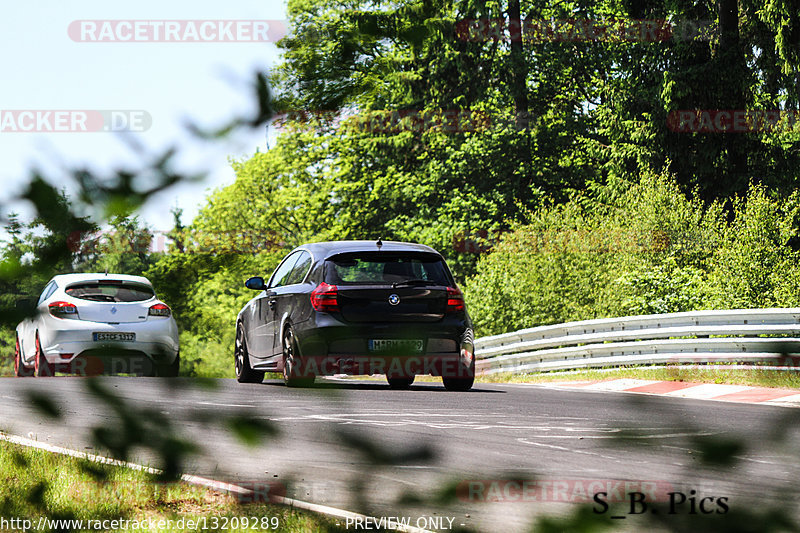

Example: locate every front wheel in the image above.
[282,327,313,387]
[235,324,265,384]
[14,334,32,377]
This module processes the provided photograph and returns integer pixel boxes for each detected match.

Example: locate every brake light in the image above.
[446,287,465,313]
[148,303,171,317]
[49,301,78,318]
[311,282,339,312]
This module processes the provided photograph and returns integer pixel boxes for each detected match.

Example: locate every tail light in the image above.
[49,301,78,318]
[446,287,465,313]
[311,282,339,312]
[148,303,171,317]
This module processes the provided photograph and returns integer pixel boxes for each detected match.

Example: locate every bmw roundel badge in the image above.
[388,294,400,306]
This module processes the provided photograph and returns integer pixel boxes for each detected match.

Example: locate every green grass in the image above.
[178,333,284,381]
[336,365,800,390]
[0,440,345,532]
[474,365,800,389]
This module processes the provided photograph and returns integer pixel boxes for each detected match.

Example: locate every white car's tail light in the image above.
[148,303,171,317]
[48,301,78,318]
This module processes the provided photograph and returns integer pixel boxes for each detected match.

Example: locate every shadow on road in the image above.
[259,378,506,393]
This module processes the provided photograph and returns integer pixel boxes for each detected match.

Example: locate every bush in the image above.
[465,175,800,337]
[707,186,800,308]
[146,250,285,379]
[464,201,614,335]
[178,331,235,378]
[0,326,14,377]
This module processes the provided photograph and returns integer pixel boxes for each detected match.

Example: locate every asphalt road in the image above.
[2,376,800,532]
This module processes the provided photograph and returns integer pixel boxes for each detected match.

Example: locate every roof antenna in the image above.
[376,238,383,250]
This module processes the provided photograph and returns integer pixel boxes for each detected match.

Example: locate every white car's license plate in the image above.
[368,339,423,353]
[93,332,135,342]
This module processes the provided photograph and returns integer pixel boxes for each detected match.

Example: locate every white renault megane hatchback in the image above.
[14,273,180,377]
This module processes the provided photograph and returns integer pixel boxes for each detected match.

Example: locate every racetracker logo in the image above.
[0,110,151,132]
[455,19,715,42]
[67,228,282,254]
[667,109,800,133]
[453,230,505,254]
[458,479,675,503]
[55,356,157,377]
[292,356,475,378]
[272,109,493,134]
[68,480,286,503]
[68,20,287,42]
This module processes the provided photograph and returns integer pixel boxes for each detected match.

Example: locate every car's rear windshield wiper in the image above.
[392,279,438,288]
[79,293,117,302]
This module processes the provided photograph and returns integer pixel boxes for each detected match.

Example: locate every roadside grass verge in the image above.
[472,365,800,389]
[0,440,344,533]
[338,366,800,390]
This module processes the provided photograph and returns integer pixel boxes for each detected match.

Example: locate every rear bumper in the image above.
[54,349,166,376]
[297,313,470,353]
[293,314,474,377]
[39,317,179,371]
[293,354,475,377]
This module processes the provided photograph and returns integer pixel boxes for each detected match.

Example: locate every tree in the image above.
[66,215,154,276]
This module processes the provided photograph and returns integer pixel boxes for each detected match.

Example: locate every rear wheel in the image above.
[387,376,415,389]
[442,359,474,392]
[155,352,180,377]
[282,327,313,387]
[14,334,32,377]
[235,324,264,383]
[33,333,55,377]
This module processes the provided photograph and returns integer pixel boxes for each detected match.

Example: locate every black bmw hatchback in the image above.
[234,240,475,390]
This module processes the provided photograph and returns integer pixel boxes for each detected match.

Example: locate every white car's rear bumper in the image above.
[39,316,179,368]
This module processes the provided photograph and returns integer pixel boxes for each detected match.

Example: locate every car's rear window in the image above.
[326,252,452,285]
[65,282,155,302]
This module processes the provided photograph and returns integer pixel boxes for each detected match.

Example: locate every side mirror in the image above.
[245,277,267,291]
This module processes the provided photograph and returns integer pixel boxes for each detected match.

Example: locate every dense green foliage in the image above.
[2,6,800,533]
[465,176,800,335]
[144,249,284,377]
[5,0,800,374]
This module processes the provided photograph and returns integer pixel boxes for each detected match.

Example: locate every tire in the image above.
[14,334,32,377]
[387,376,415,389]
[282,327,313,387]
[155,352,180,377]
[442,359,474,392]
[33,333,55,377]
[235,324,265,383]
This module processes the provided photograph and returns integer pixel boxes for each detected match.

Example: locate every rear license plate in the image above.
[368,339,423,353]
[93,332,135,342]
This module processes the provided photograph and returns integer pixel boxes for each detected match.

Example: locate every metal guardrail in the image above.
[474,308,800,374]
